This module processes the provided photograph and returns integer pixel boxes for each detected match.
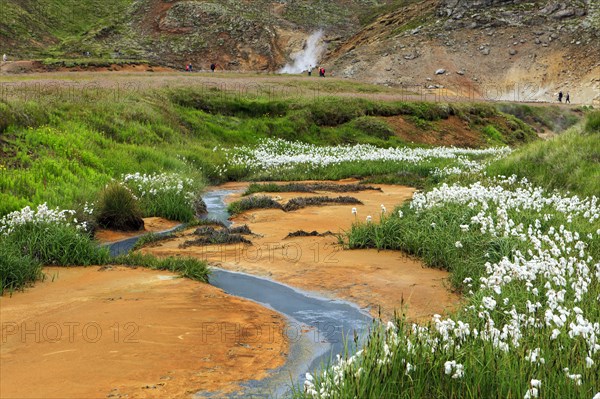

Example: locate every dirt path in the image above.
[143,181,461,321]
[0,266,288,398]
[0,70,582,106]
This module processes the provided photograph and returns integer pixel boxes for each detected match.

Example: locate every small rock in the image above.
[481,48,490,55]
[457,70,465,75]
[435,68,446,75]
[534,38,541,44]
[509,49,517,55]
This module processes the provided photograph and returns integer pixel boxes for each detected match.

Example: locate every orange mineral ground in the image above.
[1,181,460,399]
[0,266,288,398]
[143,181,461,321]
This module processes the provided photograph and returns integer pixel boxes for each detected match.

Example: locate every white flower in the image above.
[585,357,594,368]
[351,207,357,215]
[455,241,463,248]
[366,215,372,223]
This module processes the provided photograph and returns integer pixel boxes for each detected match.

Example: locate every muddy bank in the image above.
[0,266,288,398]
[144,181,460,321]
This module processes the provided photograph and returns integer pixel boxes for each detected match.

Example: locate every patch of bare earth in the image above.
[383,115,485,147]
[142,181,461,322]
[0,269,287,398]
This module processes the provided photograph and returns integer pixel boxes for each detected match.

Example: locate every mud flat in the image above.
[0,266,288,398]
[144,181,460,322]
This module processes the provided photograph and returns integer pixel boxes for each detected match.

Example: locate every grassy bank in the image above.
[486,112,600,197]
[0,85,538,216]
[301,116,600,398]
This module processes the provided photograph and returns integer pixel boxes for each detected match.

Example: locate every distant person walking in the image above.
[558,91,563,103]
[2,54,7,62]
[210,63,216,72]
[565,92,570,104]
[319,67,325,77]
[188,63,193,72]
[308,65,312,76]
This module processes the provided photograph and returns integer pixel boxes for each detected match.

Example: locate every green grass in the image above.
[111,252,210,283]
[95,183,144,231]
[486,124,600,197]
[0,239,43,295]
[228,195,283,215]
[0,0,133,57]
[585,110,600,133]
[497,103,581,134]
[0,220,110,294]
[1,86,537,217]
[323,168,600,398]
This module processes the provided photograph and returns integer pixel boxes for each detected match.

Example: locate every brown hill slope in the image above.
[322,0,600,103]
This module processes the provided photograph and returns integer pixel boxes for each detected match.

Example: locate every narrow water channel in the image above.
[109,189,372,398]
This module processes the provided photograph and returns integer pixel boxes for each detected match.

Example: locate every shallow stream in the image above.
[109,188,372,398]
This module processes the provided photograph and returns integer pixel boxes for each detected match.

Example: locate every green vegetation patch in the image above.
[487,124,600,197]
[282,196,363,212]
[111,252,210,283]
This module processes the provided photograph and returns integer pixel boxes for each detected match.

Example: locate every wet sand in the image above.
[144,181,461,321]
[0,266,288,398]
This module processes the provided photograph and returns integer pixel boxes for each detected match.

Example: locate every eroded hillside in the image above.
[323,0,600,103]
[1,0,598,102]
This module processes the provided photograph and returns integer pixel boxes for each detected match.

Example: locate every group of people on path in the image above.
[558,91,571,104]
[184,63,218,72]
[307,65,326,77]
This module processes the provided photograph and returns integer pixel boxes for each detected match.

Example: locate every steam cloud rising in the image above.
[280,30,324,74]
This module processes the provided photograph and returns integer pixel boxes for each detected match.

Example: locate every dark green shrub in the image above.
[95,183,144,231]
[352,116,395,139]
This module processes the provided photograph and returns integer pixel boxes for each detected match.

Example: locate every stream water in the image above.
[109,189,372,398]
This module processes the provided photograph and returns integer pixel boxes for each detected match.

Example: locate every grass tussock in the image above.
[283,196,363,212]
[181,232,252,247]
[227,195,283,215]
[132,232,177,250]
[285,230,335,239]
[181,224,254,247]
[185,218,228,229]
[96,183,144,231]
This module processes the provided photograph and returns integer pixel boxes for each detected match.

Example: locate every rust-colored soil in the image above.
[0,266,287,399]
[383,115,485,148]
[143,181,461,321]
